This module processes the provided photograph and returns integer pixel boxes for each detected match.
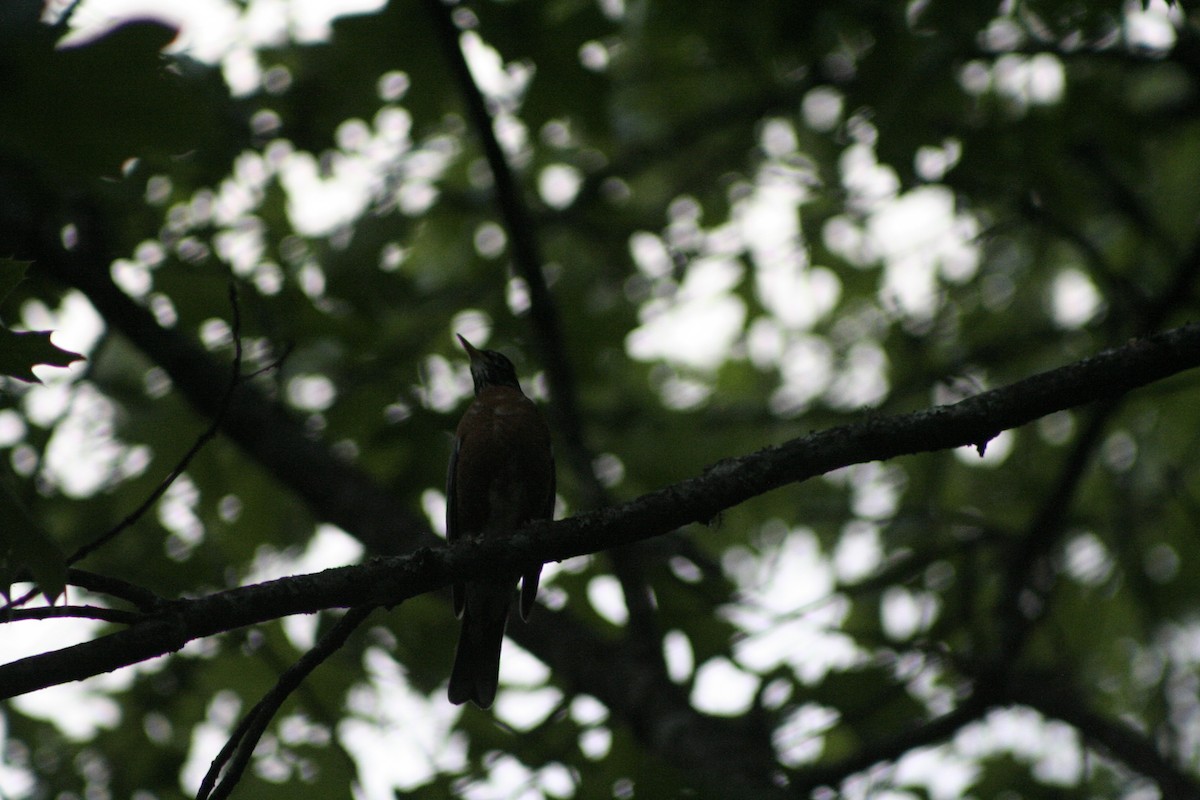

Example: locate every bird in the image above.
[446,334,555,709]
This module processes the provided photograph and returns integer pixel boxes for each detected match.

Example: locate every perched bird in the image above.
[446,334,555,709]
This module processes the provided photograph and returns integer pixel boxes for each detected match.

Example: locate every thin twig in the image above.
[196,606,375,800]
[68,281,244,565]
[0,282,241,617]
[49,0,86,32]
[1,587,43,617]
[0,605,141,624]
[0,571,161,624]
[66,568,163,611]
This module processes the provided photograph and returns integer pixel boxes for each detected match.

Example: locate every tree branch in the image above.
[65,569,164,611]
[794,694,991,793]
[1,322,1196,701]
[197,606,375,800]
[1008,672,1200,799]
[421,0,584,451]
[995,399,1116,656]
[0,605,141,624]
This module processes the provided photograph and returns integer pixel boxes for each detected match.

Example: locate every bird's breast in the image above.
[453,387,552,536]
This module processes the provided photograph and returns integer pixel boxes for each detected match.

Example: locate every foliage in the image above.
[0,0,1199,798]
[0,259,83,384]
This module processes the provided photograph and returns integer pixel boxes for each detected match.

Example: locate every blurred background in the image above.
[0,0,1198,797]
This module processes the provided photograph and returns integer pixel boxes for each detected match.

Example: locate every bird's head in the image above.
[458,334,521,394]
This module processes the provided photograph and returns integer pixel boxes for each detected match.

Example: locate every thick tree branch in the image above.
[2,322,1197,701]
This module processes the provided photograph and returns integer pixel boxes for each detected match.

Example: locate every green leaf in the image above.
[0,329,85,383]
[0,259,31,306]
[0,12,238,180]
[0,480,66,602]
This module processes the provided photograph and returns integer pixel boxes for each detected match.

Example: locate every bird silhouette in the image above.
[446,334,555,709]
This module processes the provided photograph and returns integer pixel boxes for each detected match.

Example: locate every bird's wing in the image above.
[446,434,461,542]
[543,447,556,520]
[520,447,555,621]
[447,434,466,618]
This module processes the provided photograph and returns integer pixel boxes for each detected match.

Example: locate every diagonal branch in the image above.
[421,0,582,444]
[795,694,992,794]
[1,321,1197,701]
[1009,672,1200,799]
[70,281,243,564]
[993,217,1200,660]
[995,399,1117,656]
[66,569,163,611]
[197,606,375,800]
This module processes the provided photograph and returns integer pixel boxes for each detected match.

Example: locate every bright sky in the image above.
[4,0,1184,798]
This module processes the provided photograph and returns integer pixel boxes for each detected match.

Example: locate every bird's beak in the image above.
[456,334,480,361]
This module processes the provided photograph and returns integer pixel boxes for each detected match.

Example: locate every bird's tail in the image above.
[447,601,508,709]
